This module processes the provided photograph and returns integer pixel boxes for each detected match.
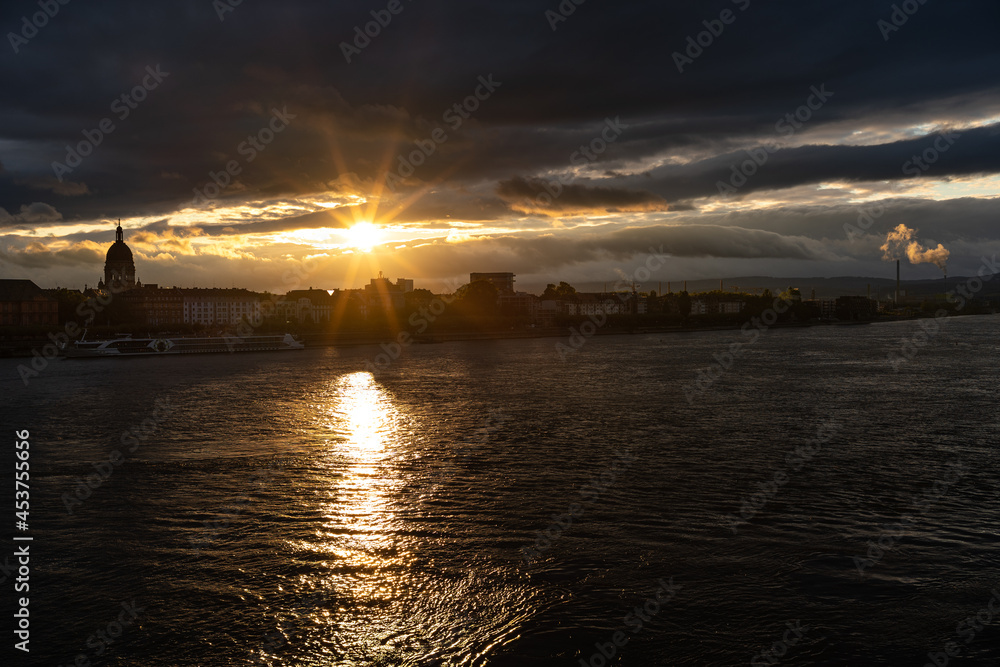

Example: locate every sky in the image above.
[2,0,999,293]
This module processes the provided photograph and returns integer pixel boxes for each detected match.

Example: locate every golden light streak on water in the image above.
[306,372,409,592]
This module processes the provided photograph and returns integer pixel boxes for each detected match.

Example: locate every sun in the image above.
[342,222,384,252]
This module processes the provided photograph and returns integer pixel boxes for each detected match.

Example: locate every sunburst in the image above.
[341,222,384,252]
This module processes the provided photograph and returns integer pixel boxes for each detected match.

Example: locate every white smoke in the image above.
[881,223,949,272]
[907,241,950,271]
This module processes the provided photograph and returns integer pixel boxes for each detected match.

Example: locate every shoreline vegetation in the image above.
[1,309,996,359]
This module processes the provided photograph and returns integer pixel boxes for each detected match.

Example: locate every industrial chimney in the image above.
[896,259,899,306]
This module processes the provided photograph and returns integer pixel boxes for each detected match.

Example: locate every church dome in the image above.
[102,223,136,291]
[105,224,133,263]
[106,240,133,263]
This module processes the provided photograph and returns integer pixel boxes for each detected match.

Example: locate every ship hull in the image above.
[63,334,305,358]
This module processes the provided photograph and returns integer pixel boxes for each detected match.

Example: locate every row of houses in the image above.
[0,279,410,329]
[1,273,882,330]
[537,292,647,318]
[125,286,263,326]
[122,279,416,327]
[690,299,745,315]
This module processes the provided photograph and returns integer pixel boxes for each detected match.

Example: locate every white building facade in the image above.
[182,289,262,326]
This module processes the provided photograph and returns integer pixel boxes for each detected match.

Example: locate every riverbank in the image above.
[3,310,996,359]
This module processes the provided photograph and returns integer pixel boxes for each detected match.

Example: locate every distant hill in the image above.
[572,274,1000,300]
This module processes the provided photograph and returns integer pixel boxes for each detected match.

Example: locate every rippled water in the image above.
[3,316,1000,666]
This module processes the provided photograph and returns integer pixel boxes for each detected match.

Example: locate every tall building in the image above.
[364,272,412,312]
[470,272,515,294]
[101,223,136,291]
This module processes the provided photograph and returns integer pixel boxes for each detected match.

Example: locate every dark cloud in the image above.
[0,202,63,228]
[496,176,669,214]
[581,225,832,261]
[380,224,834,279]
[2,0,999,287]
[15,176,90,196]
[628,124,1000,203]
[1,0,998,219]
[0,244,101,269]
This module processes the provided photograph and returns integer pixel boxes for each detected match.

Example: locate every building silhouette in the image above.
[470,272,515,294]
[0,279,59,327]
[364,272,413,312]
[100,222,136,291]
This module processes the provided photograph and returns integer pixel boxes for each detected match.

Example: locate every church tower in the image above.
[102,222,136,290]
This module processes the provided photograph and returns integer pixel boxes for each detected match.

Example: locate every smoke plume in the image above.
[880,224,914,261]
[881,223,949,272]
[907,241,950,271]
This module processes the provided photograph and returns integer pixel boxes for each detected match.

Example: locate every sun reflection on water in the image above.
[313,372,407,574]
[274,372,419,661]
[334,371,395,455]
[271,372,540,665]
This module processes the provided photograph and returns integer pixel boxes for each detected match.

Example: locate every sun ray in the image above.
[341,222,384,252]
